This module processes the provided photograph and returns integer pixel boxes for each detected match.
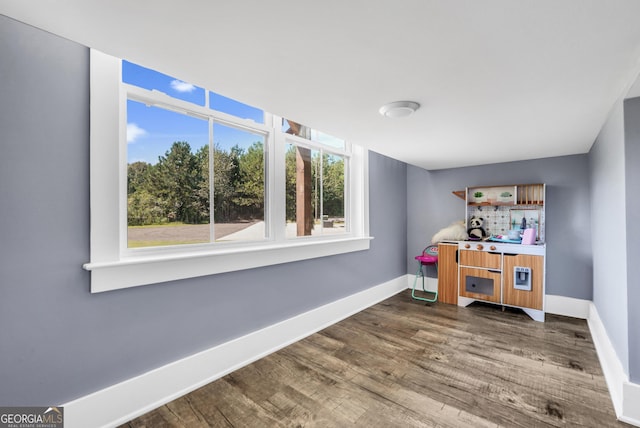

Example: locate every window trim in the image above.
[84,49,371,293]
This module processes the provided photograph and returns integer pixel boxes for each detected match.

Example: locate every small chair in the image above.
[412,245,438,302]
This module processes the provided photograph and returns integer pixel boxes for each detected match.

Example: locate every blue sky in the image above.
[124,61,265,164]
[124,61,345,164]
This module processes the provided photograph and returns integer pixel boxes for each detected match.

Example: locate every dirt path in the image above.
[127,221,260,244]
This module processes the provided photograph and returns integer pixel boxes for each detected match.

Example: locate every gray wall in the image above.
[0,16,407,406]
[407,155,593,300]
[624,96,640,383]
[588,100,629,375]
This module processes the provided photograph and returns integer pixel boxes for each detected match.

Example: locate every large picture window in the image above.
[85,50,370,292]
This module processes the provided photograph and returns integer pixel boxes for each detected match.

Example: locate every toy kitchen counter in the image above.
[458,240,545,256]
[455,239,546,321]
[436,183,548,320]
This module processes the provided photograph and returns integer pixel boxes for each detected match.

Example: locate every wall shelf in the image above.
[455,183,545,206]
[464,183,546,243]
[467,201,517,207]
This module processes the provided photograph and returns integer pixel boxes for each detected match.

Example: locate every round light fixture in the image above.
[379,101,420,118]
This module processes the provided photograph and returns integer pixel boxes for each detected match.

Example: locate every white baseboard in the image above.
[588,302,640,427]
[407,274,438,293]
[545,294,591,319]
[622,381,640,426]
[62,275,409,428]
[587,302,625,413]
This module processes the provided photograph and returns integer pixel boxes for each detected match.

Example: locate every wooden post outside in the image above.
[296,146,313,236]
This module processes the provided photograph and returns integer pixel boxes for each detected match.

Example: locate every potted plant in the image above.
[473,191,486,203]
[499,191,513,203]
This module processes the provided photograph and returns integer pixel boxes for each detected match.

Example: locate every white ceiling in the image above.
[3,1,640,170]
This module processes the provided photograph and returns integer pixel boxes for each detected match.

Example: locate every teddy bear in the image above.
[467,216,487,240]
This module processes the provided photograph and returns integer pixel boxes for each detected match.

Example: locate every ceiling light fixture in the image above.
[379,101,420,118]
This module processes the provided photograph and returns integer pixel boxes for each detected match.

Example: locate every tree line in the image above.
[128,141,344,226]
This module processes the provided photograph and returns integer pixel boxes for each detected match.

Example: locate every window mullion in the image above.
[344,153,351,234]
[209,118,215,243]
[119,85,129,254]
[319,149,324,234]
[272,132,287,242]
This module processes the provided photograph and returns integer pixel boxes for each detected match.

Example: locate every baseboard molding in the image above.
[587,302,625,414]
[545,294,591,319]
[62,275,409,428]
[588,302,640,427]
[622,381,640,426]
[407,274,438,293]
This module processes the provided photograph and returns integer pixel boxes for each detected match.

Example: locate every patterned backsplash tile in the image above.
[468,205,545,242]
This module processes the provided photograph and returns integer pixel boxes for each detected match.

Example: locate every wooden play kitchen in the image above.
[438,184,546,321]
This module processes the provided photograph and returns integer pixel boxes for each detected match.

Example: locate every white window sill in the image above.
[83,236,373,293]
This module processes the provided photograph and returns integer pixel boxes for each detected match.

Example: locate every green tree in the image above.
[235,141,264,219]
[285,145,298,221]
[194,145,210,223]
[128,189,167,225]
[127,161,151,195]
[152,141,200,223]
[213,143,235,222]
[127,140,268,226]
[322,154,344,218]
[128,161,169,226]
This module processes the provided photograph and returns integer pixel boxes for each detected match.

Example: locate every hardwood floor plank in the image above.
[120,291,628,427]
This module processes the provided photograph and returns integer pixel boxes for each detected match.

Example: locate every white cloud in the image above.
[170,79,196,93]
[127,123,147,143]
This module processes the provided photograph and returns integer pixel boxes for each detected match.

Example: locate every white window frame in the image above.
[83,49,371,293]
[280,132,351,239]
[122,85,274,256]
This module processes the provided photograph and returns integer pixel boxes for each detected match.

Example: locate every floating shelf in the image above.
[467,201,517,207]
[455,184,545,206]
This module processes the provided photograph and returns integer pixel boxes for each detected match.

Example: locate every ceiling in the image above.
[3,1,640,170]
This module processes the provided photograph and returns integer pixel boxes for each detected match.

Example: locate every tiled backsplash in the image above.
[468,205,545,242]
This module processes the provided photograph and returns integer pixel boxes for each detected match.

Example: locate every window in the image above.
[282,118,348,238]
[84,50,370,292]
[285,143,346,238]
[126,99,267,248]
[126,100,212,247]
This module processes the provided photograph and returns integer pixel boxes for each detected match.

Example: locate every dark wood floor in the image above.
[121,290,628,427]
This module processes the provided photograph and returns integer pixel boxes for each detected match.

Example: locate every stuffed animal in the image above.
[431,220,468,243]
[467,216,487,240]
